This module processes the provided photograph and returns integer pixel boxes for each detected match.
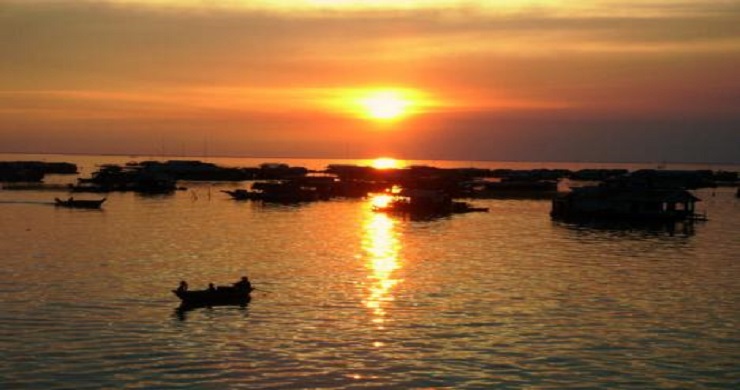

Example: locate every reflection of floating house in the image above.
[551,185,702,222]
[373,188,488,217]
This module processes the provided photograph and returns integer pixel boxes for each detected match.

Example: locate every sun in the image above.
[359,91,409,121]
[326,87,432,123]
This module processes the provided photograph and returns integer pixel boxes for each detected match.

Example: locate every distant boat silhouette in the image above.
[54,197,106,209]
[173,285,253,309]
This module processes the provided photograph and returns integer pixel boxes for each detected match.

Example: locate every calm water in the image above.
[1,154,739,389]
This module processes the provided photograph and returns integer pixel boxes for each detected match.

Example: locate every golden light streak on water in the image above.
[361,210,402,330]
[369,193,393,209]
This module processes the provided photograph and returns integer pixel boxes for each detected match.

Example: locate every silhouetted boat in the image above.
[221,189,260,200]
[54,197,106,209]
[373,188,488,217]
[173,286,253,308]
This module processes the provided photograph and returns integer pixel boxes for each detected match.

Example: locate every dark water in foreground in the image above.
[1,155,739,388]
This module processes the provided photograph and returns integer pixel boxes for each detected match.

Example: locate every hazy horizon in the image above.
[3,151,739,170]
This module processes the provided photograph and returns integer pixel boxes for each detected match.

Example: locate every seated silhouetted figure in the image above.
[177,280,188,293]
[233,276,252,292]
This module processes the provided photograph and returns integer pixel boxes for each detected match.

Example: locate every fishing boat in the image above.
[54,197,106,209]
[173,285,253,308]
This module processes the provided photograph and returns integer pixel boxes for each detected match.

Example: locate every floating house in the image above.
[551,185,701,222]
[0,161,77,182]
[73,165,178,194]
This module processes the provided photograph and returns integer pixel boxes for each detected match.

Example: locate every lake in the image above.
[1,154,739,388]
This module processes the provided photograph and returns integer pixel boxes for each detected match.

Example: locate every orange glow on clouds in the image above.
[2,0,737,163]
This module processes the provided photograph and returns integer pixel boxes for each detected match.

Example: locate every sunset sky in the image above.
[1,0,739,163]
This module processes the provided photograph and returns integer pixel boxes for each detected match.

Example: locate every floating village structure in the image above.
[1,159,738,224]
[551,177,703,222]
[0,161,77,182]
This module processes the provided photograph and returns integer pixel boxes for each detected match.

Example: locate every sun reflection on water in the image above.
[362,205,402,330]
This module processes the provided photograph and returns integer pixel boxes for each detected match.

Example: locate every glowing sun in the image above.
[328,87,432,123]
[358,91,411,121]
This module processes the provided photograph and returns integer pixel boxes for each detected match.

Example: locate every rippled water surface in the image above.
[1,155,739,388]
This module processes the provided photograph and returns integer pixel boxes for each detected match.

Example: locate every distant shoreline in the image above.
[1,151,738,168]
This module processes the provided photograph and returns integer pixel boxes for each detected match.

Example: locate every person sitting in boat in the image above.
[233,276,252,292]
[176,280,188,293]
[208,283,216,292]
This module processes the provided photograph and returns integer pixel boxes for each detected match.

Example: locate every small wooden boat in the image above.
[54,197,106,209]
[221,189,259,200]
[173,286,253,308]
